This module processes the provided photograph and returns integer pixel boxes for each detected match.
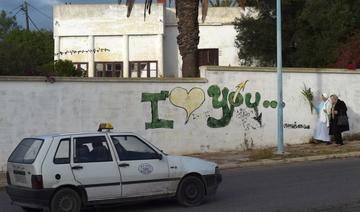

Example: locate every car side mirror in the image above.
[156,153,163,160]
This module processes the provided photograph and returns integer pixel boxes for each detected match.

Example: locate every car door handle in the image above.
[118,163,130,167]
[71,166,83,170]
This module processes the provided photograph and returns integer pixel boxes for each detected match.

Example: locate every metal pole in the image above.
[24,0,30,31]
[276,0,284,154]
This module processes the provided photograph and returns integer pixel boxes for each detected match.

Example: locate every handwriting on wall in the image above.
[284,122,311,129]
[141,82,284,130]
[55,48,110,56]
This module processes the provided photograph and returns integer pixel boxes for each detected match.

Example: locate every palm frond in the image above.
[201,0,209,22]
[126,0,135,17]
[144,0,153,19]
[126,0,210,22]
[301,84,314,114]
[231,0,238,7]
[238,0,246,8]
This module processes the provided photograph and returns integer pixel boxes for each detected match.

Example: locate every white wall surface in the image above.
[129,35,159,61]
[163,25,240,77]
[94,36,123,61]
[59,36,89,62]
[198,25,239,67]
[53,4,164,36]
[54,5,243,78]
[163,26,180,78]
[164,8,243,77]
[1,67,360,170]
[54,4,165,78]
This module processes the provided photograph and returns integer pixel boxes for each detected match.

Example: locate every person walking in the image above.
[314,93,331,144]
[329,95,349,146]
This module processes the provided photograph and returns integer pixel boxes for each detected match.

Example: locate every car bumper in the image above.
[204,171,222,195]
[6,185,55,209]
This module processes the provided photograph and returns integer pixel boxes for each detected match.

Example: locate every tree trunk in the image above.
[176,0,200,77]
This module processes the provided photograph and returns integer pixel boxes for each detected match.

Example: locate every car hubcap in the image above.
[185,182,199,200]
[58,196,74,212]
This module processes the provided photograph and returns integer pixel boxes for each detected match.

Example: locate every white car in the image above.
[6,124,222,212]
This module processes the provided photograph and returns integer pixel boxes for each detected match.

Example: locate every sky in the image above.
[0,0,146,30]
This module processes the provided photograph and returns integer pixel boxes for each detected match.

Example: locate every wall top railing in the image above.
[0,76,208,83]
[204,66,360,74]
[1,66,359,83]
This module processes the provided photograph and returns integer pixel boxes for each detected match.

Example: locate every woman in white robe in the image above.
[314,93,332,143]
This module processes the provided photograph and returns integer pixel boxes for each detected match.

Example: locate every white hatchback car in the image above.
[6,124,222,212]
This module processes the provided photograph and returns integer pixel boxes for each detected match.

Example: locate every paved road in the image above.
[2,158,360,212]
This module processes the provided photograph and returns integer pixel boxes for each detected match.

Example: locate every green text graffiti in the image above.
[207,85,263,128]
[141,83,282,130]
[141,91,174,129]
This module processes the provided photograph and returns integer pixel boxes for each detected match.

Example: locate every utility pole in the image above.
[276,0,284,154]
[23,0,30,31]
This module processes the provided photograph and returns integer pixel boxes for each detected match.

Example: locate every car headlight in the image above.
[215,166,222,183]
[215,166,220,175]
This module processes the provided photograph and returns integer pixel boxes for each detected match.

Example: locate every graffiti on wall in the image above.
[141,81,283,130]
[54,48,110,56]
[235,108,260,130]
[284,122,311,129]
[206,83,263,128]
[141,91,174,129]
[169,87,205,124]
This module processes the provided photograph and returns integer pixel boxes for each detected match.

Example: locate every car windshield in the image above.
[145,140,168,155]
[8,138,44,164]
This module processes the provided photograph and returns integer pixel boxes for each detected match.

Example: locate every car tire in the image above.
[21,207,43,212]
[50,188,81,212]
[176,176,206,207]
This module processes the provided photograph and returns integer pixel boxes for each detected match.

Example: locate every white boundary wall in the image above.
[0,66,359,170]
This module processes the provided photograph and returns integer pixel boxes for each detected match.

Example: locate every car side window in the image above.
[111,135,158,161]
[74,136,112,163]
[54,138,70,164]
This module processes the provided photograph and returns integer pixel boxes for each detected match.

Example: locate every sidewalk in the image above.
[1,140,360,188]
[189,140,360,169]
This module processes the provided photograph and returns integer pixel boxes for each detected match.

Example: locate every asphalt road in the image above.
[2,158,360,212]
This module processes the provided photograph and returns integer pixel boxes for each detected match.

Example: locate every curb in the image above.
[219,151,360,169]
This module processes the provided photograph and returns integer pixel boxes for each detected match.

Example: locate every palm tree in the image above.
[210,0,238,7]
[126,0,246,77]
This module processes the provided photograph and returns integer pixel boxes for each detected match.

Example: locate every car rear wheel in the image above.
[21,207,43,212]
[50,188,81,212]
[176,176,206,207]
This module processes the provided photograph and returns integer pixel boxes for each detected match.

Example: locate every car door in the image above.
[42,136,77,189]
[109,134,171,197]
[70,134,122,201]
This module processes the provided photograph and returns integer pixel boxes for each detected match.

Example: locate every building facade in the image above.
[53,3,247,78]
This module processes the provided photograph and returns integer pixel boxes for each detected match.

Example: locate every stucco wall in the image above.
[164,24,241,77]
[53,4,164,36]
[94,36,124,61]
[164,8,244,77]
[54,4,244,78]
[1,67,359,170]
[54,4,165,78]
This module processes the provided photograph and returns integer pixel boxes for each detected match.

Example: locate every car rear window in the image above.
[8,138,44,164]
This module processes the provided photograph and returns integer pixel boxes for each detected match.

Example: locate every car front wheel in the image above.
[176,176,206,207]
[50,188,81,212]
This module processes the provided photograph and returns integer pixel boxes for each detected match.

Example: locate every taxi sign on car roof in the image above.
[98,123,113,132]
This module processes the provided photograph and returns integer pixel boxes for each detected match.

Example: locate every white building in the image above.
[53,3,247,78]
